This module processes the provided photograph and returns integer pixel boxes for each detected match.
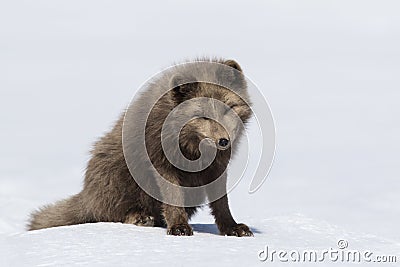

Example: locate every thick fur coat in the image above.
[28,58,253,236]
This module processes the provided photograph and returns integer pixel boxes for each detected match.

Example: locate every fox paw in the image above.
[124,214,155,227]
[225,223,253,237]
[167,223,193,236]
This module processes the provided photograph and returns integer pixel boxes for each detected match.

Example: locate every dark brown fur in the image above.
[28,58,253,236]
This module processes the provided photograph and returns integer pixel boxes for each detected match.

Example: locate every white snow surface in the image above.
[1,0,400,266]
[1,215,400,267]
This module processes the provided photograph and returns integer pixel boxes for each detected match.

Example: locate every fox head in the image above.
[168,60,252,157]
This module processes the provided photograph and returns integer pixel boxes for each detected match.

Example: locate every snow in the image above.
[1,0,400,266]
[1,214,399,266]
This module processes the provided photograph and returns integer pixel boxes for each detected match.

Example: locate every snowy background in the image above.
[1,0,400,266]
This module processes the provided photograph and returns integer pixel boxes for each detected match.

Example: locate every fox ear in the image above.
[223,59,243,72]
[170,74,198,102]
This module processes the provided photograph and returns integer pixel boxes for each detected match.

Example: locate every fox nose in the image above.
[218,138,229,147]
